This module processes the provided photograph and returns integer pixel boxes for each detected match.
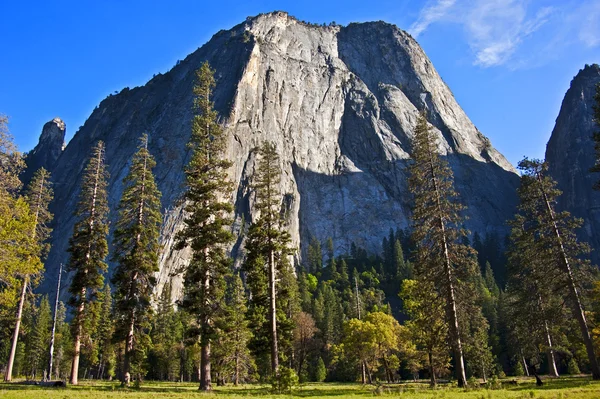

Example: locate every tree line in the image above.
[2,65,600,391]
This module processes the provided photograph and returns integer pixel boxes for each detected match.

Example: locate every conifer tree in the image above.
[66,140,110,385]
[213,274,254,385]
[175,62,234,391]
[513,158,600,379]
[243,141,294,377]
[5,168,52,381]
[407,112,483,387]
[25,296,52,379]
[94,284,114,379]
[149,281,182,381]
[112,134,162,386]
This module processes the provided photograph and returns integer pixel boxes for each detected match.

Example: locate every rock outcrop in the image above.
[22,117,65,185]
[39,12,519,296]
[546,64,600,265]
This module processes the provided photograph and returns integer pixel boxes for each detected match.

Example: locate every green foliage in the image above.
[0,196,41,324]
[400,279,450,385]
[315,356,327,382]
[568,357,581,375]
[0,114,25,195]
[24,296,51,379]
[271,365,299,394]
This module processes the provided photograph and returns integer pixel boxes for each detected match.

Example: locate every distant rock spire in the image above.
[22,117,66,186]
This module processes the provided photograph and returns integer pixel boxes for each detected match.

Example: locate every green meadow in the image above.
[2,377,600,399]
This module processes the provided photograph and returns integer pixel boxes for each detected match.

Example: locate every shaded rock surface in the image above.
[22,117,65,185]
[546,64,600,265]
[39,12,519,298]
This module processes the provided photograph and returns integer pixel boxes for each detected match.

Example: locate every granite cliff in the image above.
[546,64,600,265]
[35,12,520,296]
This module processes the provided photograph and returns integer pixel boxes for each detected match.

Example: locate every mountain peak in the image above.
[39,13,519,297]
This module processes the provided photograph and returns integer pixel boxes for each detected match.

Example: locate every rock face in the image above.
[22,117,65,185]
[546,64,600,265]
[40,12,519,296]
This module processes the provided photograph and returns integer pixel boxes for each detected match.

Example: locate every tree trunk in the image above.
[428,350,437,387]
[70,290,86,385]
[123,313,135,386]
[269,249,279,376]
[360,361,366,384]
[235,349,240,386]
[429,148,467,388]
[539,180,600,379]
[48,264,62,382]
[199,342,211,390]
[5,275,28,382]
[442,233,468,388]
[522,355,530,377]
[544,320,559,377]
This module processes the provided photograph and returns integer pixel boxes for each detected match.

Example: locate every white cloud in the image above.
[409,0,457,38]
[409,0,600,68]
[574,1,600,47]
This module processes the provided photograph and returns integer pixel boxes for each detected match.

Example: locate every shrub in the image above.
[271,366,299,394]
[315,357,326,382]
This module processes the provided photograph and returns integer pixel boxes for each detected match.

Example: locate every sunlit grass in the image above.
[2,376,600,398]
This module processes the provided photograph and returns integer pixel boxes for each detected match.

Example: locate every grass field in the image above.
[2,376,600,398]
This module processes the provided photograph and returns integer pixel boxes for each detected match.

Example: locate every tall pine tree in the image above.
[243,141,294,378]
[407,112,484,387]
[175,62,234,391]
[112,133,162,386]
[66,140,109,385]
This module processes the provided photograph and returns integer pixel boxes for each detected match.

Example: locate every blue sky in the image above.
[1,0,598,167]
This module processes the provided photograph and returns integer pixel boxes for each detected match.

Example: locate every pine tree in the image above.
[307,237,322,275]
[512,158,600,379]
[4,168,51,381]
[111,134,161,386]
[175,62,234,391]
[94,284,114,380]
[66,140,110,385]
[213,274,254,385]
[407,112,483,387]
[243,141,295,378]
